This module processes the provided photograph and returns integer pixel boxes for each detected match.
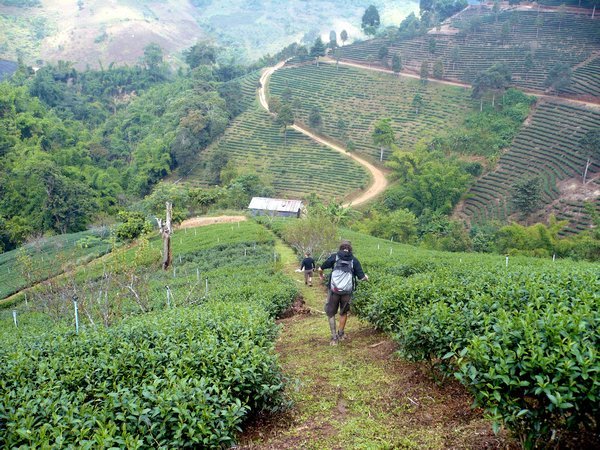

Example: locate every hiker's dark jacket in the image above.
[301,257,315,271]
[320,250,366,291]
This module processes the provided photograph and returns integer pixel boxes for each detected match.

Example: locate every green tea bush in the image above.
[458,298,599,448]
[1,221,298,448]
[0,302,286,449]
[334,230,599,446]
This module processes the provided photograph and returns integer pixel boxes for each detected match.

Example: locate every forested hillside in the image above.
[1,0,599,260]
[0,45,250,252]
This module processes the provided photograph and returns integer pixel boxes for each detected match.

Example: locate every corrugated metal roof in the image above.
[248,197,303,213]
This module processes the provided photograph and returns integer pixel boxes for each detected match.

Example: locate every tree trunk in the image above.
[583,158,591,184]
[593,6,596,19]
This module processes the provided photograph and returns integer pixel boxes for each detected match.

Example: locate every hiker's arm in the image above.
[354,258,368,281]
[320,254,335,271]
[318,255,334,279]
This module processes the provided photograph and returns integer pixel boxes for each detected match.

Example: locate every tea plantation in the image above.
[0,221,298,448]
[183,70,370,199]
[0,228,112,302]
[333,229,599,447]
[269,63,476,161]
[337,8,600,95]
[461,100,600,233]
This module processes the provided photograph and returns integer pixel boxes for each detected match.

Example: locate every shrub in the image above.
[0,302,288,448]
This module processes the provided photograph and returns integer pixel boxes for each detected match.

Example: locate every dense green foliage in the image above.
[0,304,284,448]
[308,229,599,447]
[0,221,298,447]
[430,89,533,157]
[0,54,248,251]
[420,0,468,24]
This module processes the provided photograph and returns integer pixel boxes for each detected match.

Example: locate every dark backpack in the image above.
[330,255,354,295]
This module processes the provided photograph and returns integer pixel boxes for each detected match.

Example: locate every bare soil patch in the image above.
[177,215,247,229]
[34,0,205,69]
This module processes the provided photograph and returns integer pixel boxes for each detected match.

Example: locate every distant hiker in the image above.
[300,252,316,286]
[318,240,368,346]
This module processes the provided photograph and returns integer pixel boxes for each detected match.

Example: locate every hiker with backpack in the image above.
[300,252,316,286]
[318,240,368,346]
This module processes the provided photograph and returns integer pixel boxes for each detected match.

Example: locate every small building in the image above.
[248,197,303,218]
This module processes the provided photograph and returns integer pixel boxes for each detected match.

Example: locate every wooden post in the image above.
[157,202,173,270]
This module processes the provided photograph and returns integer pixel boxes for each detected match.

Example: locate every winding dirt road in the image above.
[324,58,600,109]
[258,63,388,207]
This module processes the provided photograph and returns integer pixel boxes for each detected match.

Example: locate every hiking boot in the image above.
[337,330,347,341]
[330,336,339,346]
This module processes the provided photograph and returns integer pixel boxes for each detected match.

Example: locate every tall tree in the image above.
[185,42,217,69]
[545,62,571,93]
[336,118,348,141]
[412,92,424,114]
[557,4,566,31]
[362,5,380,36]
[472,63,511,109]
[142,43,163,71]
[428,37,437,54]
[433,59,444,79]
[378,45,389,66]
[523,52,534,80]
[392,53,402,75]
[451,47,460,70]
[579,128,600,183]
[492,0,500,22]
[372,118,395,161]
[340,29,348,46]
[500,21,510,45]
[281,87,293,104]
[308,106,323,131]
[276,104,294,145]
[535,14,544,39]
[420,61,430,84]
[329,30,337,49]
[511,176,543,220]
[310,37,326,66]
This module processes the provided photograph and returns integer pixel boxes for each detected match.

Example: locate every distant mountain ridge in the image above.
[0,0,418,69]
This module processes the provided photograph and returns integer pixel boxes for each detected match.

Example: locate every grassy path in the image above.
[239,241,512,449]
